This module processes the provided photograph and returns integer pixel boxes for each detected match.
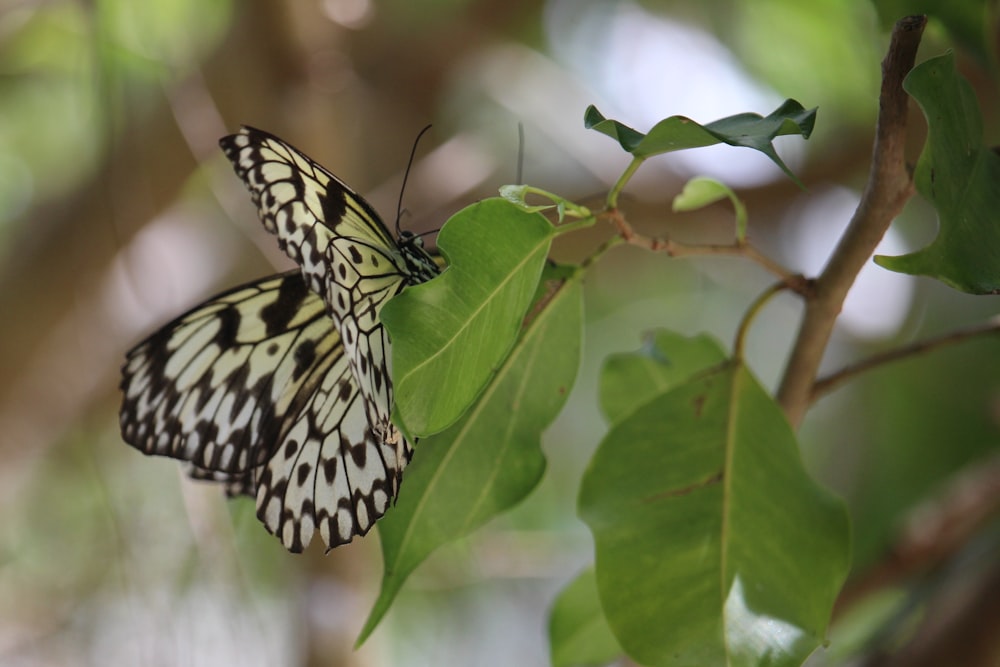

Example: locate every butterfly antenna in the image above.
[396,124,433,237]
[416,227,441,241]
[516,122,525,185]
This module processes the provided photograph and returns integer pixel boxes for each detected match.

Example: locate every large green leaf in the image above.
[579,354,850,667]
[584,100,816,184]
[358,271,583,643]
[549,568,623,667]
[383,198,556,435]
[599,330,726,425]
[875,53,1000,294]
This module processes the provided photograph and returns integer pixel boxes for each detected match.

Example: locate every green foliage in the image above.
[129,13,1000,661]
[735,0,881,123]
[375,46,1000,663]
[599,331,728,423]
[849,336,1000,566]
[360,267,583,642]
[98,0,232,70]
[499,184,593,222]
[875,53,1000,293]
[872,0,994,65]
[12,3,1000,666]
[584,100,816,185]
[548,568,623,667]
[673,178,749,242]
[383,198,556,435]
[369,53,998,661]
[579,338,849,666]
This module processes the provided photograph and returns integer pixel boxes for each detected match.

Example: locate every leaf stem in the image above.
[732,281,791,360]
[607,156,645,209]
[554,214,598,235]
[811,319,1000,400]
[527,186,592,218]
[581,234,625,271]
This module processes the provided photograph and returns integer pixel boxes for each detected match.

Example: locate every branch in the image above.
[603,209,809,292]
[812,319,1000,400]
[776,15,925,428]
[859,562,1000,667]
[833,451,1000,619]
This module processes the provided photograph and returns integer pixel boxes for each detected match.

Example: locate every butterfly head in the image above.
[398,230,441,281]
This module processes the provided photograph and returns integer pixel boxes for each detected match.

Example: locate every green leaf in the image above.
[383,198,556,435]
[584,100,816,184]
[673,177,749,241]
[358,272,584,643]
[499,184,558,215]
[874,53,1000,294]
[599,330,726,425]
[672,177,731,211]
[579,359,850,667]
[498,184,594,222]
[549,568,623,667]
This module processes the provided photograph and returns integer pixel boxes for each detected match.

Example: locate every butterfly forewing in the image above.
[121,127,440,552]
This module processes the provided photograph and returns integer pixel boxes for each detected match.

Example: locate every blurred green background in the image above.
[0,1,997,665]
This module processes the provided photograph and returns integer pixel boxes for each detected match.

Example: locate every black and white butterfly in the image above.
[120,127,440,552]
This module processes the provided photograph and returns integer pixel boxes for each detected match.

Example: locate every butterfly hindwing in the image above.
[255,342,408,550]
[120,272,337,475]
[121,271,406,551]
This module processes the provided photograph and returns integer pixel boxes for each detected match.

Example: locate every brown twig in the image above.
[812,318,1000,401]
[776,16,925,428]
[602,209,810,294]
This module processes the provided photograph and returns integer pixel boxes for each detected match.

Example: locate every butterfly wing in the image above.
[120,272,335,472]
[324,236,418,449]
[122,128,441,551]
[254,339,405,551]
[120,271,397,551]
[218,126,403,309]
[219,126,440,484]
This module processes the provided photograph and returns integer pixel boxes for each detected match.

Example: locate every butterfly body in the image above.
[120,127,439,552]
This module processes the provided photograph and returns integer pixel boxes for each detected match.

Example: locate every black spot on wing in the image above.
[323,458,338,484]
[337,379,352,402]
[293,340,316,381]
[297,462,312,486]
[349,440,367,467]
[261,273,311,337]
[215,306,240,348]
[321,189,347,225]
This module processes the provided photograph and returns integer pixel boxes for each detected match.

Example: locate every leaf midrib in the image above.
[398,236,551,384]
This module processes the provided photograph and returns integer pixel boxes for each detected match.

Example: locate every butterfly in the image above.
[120,126,440,552]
